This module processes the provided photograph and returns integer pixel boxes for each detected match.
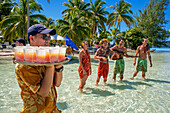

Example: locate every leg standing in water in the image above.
[78,41,91,92]
[113,59,125,82]
[131,38,152,80]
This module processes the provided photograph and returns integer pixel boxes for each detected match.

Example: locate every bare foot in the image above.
[130,77,134,80]
[78,88,83,93]
[119,79,123,82]
[113,79,116,83]
[142,77,146,80]
[103,82,107,85]
[95,83,98,86]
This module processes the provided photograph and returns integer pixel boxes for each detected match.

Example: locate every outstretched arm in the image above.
[110,46,124,54]
[124,48,138,58]
[147,48,152,67]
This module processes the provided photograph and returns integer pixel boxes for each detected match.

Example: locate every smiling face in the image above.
[102,41,108,48]
[29,33,50,46]
[142,39,148,46]
[83,41,88,50]
[119,39,124,46]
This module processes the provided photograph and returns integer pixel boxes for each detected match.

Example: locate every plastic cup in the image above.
[58,47,66,62]
[33,47,38,62]
[39,47,51,63]
[36,49,47,63]
[45,49,50,63]
[24,48,34,62]
[14,47,25,62]
[50,46,59,63]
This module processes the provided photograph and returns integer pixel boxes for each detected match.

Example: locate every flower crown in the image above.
[82,42,85,46]
[99,39,109,45]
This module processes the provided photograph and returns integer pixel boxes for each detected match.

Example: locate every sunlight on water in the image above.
[0,52,170,113]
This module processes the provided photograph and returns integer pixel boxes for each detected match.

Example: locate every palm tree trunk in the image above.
[114,24,119,40]
[27,0,29,43]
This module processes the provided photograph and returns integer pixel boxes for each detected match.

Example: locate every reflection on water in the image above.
[0,53,170,113]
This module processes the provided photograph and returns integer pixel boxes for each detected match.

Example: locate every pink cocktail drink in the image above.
[50,53,58,63]
[36,49,47,63]
[15,47,25,62]
[58,47,66,62]
[15,52,24,62]
[46,52,50,63]
[58,54,65,62]
[24,48,34,62]
[50,46,59,63]
[33,47,38,62]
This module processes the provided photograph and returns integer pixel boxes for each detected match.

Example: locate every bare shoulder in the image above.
[137,46,141,49]
[79,50,84,56]
[114,45,118,48]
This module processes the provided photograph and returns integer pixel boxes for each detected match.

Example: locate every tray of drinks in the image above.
[15,57,71,65]
[14,46,70,65]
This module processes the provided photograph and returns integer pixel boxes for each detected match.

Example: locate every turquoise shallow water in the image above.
[0,52,170,113]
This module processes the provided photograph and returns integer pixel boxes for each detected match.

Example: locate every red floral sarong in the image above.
[98,61,109,78]
[78,50,91,79]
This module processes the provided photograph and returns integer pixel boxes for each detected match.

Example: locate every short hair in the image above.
[142,38,147,42]
[119,38,124,42]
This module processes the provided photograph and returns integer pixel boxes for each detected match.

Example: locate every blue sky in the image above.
[33,0,170,32]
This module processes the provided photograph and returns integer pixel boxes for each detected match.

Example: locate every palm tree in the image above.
[40,17,55,28]
[0,0,16,21]
[88,0,109,38]
[59,0,90,45]
[0,0,47,43]
[110,28,120,40]
[26,0,50,28]
[62,0,90,21]
[107,0,133,39]
[58,16,89,46]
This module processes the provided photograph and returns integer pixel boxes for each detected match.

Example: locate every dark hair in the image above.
[119,38,124,42]
[142,38,147,42]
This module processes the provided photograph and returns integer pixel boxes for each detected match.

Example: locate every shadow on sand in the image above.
[65,56,100,65]
[145,78,170,84]
[56,102,68,110]
[107,83,136,90]
[84,87,115,97]
[123,80,152,87]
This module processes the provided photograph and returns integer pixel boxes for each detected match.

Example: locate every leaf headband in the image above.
[99,39,109,45]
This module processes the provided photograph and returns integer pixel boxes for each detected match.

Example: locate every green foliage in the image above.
[135,0,170,47]
[0,0,15,21]
[0,0,47,43]
[116,28,145,49]
[59,0,91,46]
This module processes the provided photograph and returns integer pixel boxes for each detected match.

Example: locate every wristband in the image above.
[55,66,64,72]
